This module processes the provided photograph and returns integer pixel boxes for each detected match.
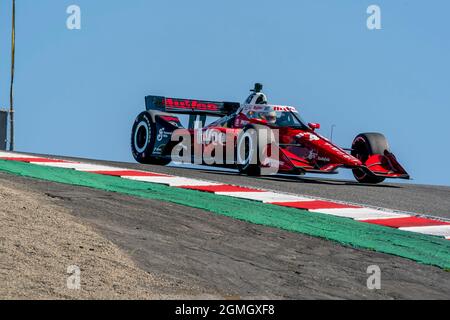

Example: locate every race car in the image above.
[131,83,409,184]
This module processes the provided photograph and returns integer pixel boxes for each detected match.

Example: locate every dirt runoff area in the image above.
[0,179,208,300]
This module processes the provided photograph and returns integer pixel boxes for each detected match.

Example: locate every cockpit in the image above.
[243,105,309,129]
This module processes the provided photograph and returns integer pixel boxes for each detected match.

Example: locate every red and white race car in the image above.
[131,83,409,184]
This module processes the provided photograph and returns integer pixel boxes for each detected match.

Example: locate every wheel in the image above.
[131,112,171,165]
[351,133,389,184]
[236,126,262,176]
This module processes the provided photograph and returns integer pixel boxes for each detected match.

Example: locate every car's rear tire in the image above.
[236,126,262,176]
[131,112,171,165]
[351,132,389,184]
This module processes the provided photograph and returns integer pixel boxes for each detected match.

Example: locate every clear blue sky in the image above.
[0,0,449,186]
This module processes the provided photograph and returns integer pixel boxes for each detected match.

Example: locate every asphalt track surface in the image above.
[43,154,450,220]
[2,153,446,299]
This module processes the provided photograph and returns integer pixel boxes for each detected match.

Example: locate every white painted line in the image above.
[215,191,313,203]
[399,225,450,238]
[123,175,221,187]
[80,166,130,172]
[28,162,81,169]
[309,208,410,220]
[169,162,239,173]
[33,162,126,172]
[0,152,39,158]
[353,213,412,220]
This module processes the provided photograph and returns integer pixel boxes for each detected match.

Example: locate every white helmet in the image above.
[261,110,277,124]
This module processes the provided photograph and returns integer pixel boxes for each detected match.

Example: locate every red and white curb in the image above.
[1,151,449,240]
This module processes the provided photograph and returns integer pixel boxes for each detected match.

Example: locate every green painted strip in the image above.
[1,159,449,269]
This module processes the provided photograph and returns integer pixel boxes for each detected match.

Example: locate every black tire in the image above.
[351,132,389,184]
[131,112,171,165]
[236,126,262,176]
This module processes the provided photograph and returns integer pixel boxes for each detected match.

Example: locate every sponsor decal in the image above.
[157,128,165,142]
[156,127,171,142]
[244,104,298,113]
[307,150,318,160]
[165,98,220,112]
[273,106,297,112]
[203,129,226,145]
[153,144,166,155]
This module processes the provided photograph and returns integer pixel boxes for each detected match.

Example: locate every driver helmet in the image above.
[261,110,277,124]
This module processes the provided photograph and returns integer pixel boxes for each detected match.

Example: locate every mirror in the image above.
[308,123,321,131]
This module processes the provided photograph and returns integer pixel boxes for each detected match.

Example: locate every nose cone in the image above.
[304,133,363,166]
[346,156,363,167]
[329,148,362,167]
[293,131,363,167]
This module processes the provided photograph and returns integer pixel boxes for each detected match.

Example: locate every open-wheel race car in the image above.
[131,83,409,184]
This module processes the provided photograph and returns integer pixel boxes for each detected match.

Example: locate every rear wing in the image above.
[145,95,241,117]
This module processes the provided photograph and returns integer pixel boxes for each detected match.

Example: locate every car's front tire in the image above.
[351,132,388,184]
[131,112,171,165]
